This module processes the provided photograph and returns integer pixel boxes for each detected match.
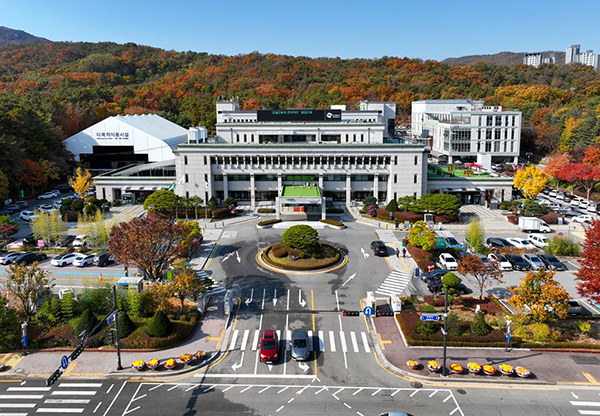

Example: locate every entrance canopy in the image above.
[280,185,322,205]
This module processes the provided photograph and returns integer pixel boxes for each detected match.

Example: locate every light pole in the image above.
[442,287,448,377]
[526,152,533,164]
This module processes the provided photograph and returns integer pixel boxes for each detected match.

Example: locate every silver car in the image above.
[522,253,544,270]
[291,329,310,361]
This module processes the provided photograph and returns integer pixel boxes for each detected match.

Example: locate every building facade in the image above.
[410,99,521,165]
[566,44,599,70]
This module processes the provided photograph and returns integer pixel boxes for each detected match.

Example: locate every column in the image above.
[275,196,280,220]
[321,196,326,220]
[346,175,352,207]
[223,173,229,200]
[373,174,379,200]
[250,173,256,210]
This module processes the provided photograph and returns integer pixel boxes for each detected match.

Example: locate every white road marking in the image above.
[335,290,340,311]
[0,404,36,408]
[361,332,371,353]
[7,388,50,392]
[329,331,336,352]
[240,330,249,351]
[571,401,600,406]
[276,405,285,412]
[93,401,102,413]
[318,331,324,351]
[258,386,270,393]
[577,412,600,415]
[352,388,363,396]
[43,400,89,404]
[350,332,359,352]
[0,395,43,399]
[36,409,84,414]
[371,389,381,396]
[51,391,96,396]
[308,330,313,351]
[106,384,114,394]
[340,331,348,353]
[58,383,102,388]
[261,288,266,309]
[229,330,239,350]
[102,381,126,416]
[251,330,260,351]
[287,289,290,310]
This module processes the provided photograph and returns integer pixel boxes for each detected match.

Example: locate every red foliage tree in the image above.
[19,160,47,196]
[576,221,600,302]
[557,163,600,199]
[457,254,503,300]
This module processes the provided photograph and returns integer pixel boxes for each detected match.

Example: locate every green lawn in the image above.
[281,185,320,197]
[427,166,490,178]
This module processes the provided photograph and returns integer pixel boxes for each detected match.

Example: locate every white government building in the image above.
[91,99,519,215]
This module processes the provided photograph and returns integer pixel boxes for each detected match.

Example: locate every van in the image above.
[72,235,87,247]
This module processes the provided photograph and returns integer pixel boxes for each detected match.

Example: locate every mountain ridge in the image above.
[0,26,48,46]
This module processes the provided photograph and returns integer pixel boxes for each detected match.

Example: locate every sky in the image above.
[1,0,599,61]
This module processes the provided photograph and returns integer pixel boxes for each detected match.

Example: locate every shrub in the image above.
[524,202,548,217]
[271,247,288,258]
[415,320,439,336]
[544,235,580,256]
[111,200,122,207]
[288,248,303,259]
[74,309,100,336]
[363,196,377,211]
[212,207,230,219]
[394,211,423,222]
[447,311,463,336]
[272,242,287,251]
[146,310,173,337]
[385,199,399,212]
[499,201,512,210]
[434,214,459,223]
[118,311,136,338]
[258,218,282,226]
[62,210,80,222]
[470,311,491,336]
[83,203,98,217]
[376,207,390,219]
[71,199,84,212]
[224,197,237,207]
[257,208,276,213]
[507,215,519,224]
[320,219,343,226]
[530,322,551,342]
[578,321,591,333]
[421,304,436,311]
[540,212,563,225]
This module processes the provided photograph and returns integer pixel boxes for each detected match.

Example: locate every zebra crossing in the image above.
[196,270,226,295]
[375,270,410,297]
[228,328,372,354]
[460,204,504,219]
[571,399,600,415]
[0,382,102,415]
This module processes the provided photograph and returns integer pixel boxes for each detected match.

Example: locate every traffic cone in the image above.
[99,273,102,280]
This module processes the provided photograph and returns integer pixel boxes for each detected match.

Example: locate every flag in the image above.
[194,182,199,188]
[168,182,175,191]
[205,181,209,188]
[178,175,185,184]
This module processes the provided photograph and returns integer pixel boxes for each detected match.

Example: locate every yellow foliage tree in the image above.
[68,167,93,199]
[513,165,549,200]
[509,269,569,323]
[559,117,585,152]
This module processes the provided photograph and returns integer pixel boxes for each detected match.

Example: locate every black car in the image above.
[504,254,530,271]
[486,238,515,248]
[420,269,449,283]
[93,252,116,267]
[370,240,388,256]
[563,194,574,203]
[538,254,567,271]
[427,279,470,295]
[567,300,591,316]
[58,185,74,194]
[0,208,14,216]
[14,252,47,265]
[53,235,76,248]
[23,233,37,245]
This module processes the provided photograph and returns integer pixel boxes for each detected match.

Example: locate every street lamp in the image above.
[526,152,533,164]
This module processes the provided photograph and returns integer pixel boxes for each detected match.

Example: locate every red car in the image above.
[259,330,279,363]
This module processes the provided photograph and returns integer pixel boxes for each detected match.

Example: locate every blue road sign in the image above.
[420,314,440,321]
[107,314,115,325]
[61,355,69,370]
[363,306,374,317]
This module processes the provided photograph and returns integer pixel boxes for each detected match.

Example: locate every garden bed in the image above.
[262,243,340,271]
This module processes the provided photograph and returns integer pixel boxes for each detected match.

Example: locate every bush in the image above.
[385,199,399,212]
[530,322,551,342]
[421,304,436,311]
[524,202,548,217]
[223,197,237,207]
[415,320,439,336]
[447,312,463,336]
[257,208,276,213]
[507,215,519,224]
[288,249,303,259]
[544,235,580,256]
[62,210,80,222]
[394,211,423,222]
[146,310,173,337]
[376,207,390,220]
[71,199,84,212]
[83,203,98,217]
[499,201,512,210]
[118,311,136,338]
[74,309,100,337]
[319,219,343,226]
[271,247,288,258]
[470,311,491,336]
[540,212,564,225]
[212,207,230,219]
[111,200,122,207]
[258,218,282,226]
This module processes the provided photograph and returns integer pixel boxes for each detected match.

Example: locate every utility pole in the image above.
[442,287,448,377]
[112,285,123,370]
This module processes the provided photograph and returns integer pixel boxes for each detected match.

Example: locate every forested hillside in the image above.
[0,40,599,200]
[0,26,47,47]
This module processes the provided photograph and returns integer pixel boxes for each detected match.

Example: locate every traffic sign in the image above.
[363,306,374,317]
[107,314,115,325]
[61,355,69,370]
[420,314,440,321]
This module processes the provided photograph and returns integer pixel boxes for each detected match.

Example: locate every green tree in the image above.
[83,203,98,218]
[146,310,172,337]
[418,194,461,216]
[397,195,417,211]
[362,196,378,211]
[470,311,491,336]
[144,190,176,214]
[442,272,462,297]
[385,199,399,213]
[5,263,54,321]
[74,309,100,337]
[523,201,548,217]
[0,170,9,201]
[0,296,20,351]
[282,224,320,253]
[408,220,436,250]
[207,196,218,212]
[117,311,136,338]
[223,197,237,207]
[61,292,78,320]
[465,218,485,253]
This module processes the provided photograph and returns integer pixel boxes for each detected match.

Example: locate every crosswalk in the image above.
[375,270,410,297]
[0,382,101,415]
[572,400,600,415]
[228,329,372,354]
[196,270,226,295]
[460,204,504,219]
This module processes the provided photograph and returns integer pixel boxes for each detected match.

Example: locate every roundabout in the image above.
[255,245,348,275]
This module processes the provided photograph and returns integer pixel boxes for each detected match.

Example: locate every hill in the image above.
[0,26,48,47]
[441,51,565,67]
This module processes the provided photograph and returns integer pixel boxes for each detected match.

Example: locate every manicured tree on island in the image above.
[470,311,491,336]
[146,310,172,337]
[362,196,377,212]
[441,272,462,297]
[457,254,503,300]
[282,224,319,253]
[576,220,600,302]
[509,269,569,323]
[144,190,177,214]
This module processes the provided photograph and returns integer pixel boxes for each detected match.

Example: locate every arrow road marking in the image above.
[299,362,309,373]
[245,288,254,306]
[342,273,356,287]
[236,251,241,263]
[273,289,277,307]
[221,252,234,262]
[571,392,579,399]
[361,248,369,259]
[299,290,306,308]
[232,352,244,371]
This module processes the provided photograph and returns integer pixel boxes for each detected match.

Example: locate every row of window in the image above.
[185,154,420,167]
[445,141,516,153]
[211,174,390,182]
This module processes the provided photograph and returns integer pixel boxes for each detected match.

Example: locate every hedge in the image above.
[262,244,340,270]
[394,211,423,222]
[258,218,282,226]
[257,208,276,213]
[320,219,343,227]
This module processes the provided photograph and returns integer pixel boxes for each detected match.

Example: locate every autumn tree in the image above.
[465,218,485,253]
[108,216,195,281]
[556,163,600,198]
[514,165,549,200]
[0,170,9,201]
[509,269,569,323]
[20,160,47,196]
[457,254,503,299]
[68,167,93,199]
[543,154,569,189]
[4,262,54,321]
[576,220,600,302]
[0,215,19,243]
[408,220,436,250]
[169,266,213,314]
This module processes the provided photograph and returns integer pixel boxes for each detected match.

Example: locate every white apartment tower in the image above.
[566,44,599,70]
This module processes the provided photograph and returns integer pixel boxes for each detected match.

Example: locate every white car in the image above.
[53,200,63,209]
[72,235,88,247]
[527,234,549,249]
[19,210,38,221]
[487,253,513,271]
[579,200,589,210]
[549,190,558,198]
[556,192,565,200]
[545,202,561,211]
[573,215,595,224]
[37,191,58,200]
[571,198,584,207]
[51,252,79,267]
[438,253,458,270]
[0,251,24,265]
[38,204,53,213]
[506,237,536,250]
[587,203,597,213]
[72,253,95,267]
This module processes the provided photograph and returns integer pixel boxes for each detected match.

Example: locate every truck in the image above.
[518,217,552,233]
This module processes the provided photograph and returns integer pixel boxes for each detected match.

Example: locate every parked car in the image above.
[420,269,450,283]
[19,210,38,221]
[527,234,549,249]
[472,253,494,270]
[0,208,15,216]
[504,254,530,271]
[545,202,562,211]
[567,300,592,317]
[438,253,458,270]
[93,252,116,267]
[556,192,565,200]
[563,194,574,203]
[587,203,598,213]
[13,252,48,265]
[13,200,28,209]
[444,237,463,250]
[549,190,558,198]
[570,197,584,207]
[486,237,515,248]
[370,240,387,256]
[58,185,74,194]
[506,237,536,250]
[22,233,37,245]
[290,329,310,361]
[427,279,471,295]
[573,215,595,224]
[72,253,95,267]
[487,253,513,271]
[538,254,567,271]
[38,204,53,213]
[3,204,20,214]
[72,235,88,247]
[0,251,26,265]
[522,253,545,270]
[259,329,279,363]
[557,208,580,217]
[53,200,63,209]
[51,252,79,267]
[37,191,58,200]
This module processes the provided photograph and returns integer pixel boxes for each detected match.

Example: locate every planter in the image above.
[147,359,160,370]
[164,359,178,370]
[180,354,194,365]
[467,362,481,374]
[427,361,441,373]
[132,360,146,371]
[406,360,420,370]
[195,350,207,361]
[499,364,514,376]
[482,365,496,376]
[0,362,4,372]
[515,366,531,378]
[450,363,464,374]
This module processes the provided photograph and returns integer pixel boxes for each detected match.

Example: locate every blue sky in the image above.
[1,0,599,61]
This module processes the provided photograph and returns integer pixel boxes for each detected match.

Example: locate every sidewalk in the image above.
[370,301,600,385]
[0,297,228,379]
